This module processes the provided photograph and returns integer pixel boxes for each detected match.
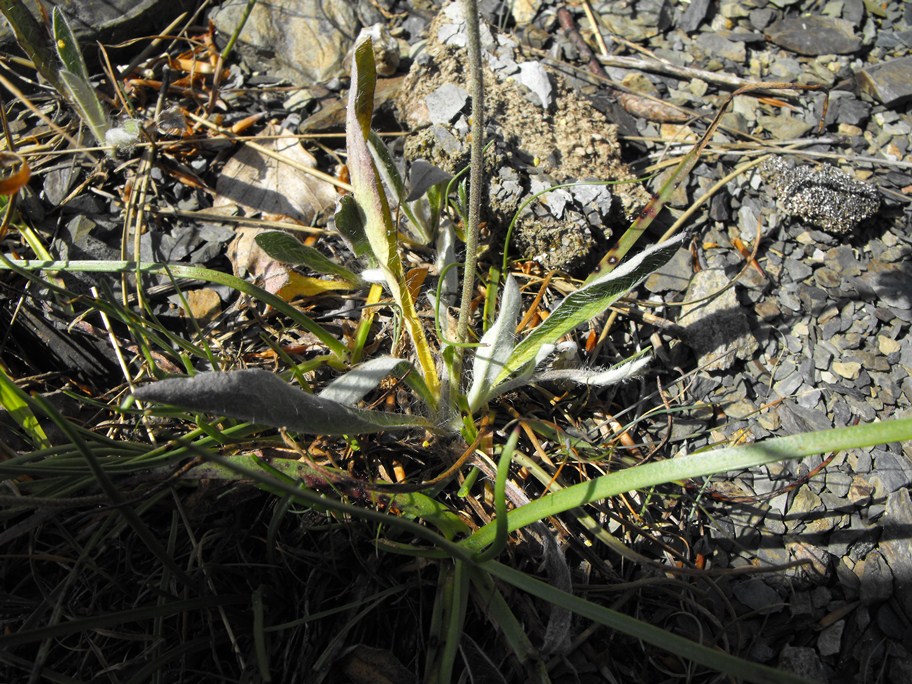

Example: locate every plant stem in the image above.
[453,0,484,384]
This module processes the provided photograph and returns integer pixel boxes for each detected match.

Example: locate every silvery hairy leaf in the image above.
[134,369,431,435]
[466,275,521,412]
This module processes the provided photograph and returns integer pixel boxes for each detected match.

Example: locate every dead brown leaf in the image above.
[213,122,338,223]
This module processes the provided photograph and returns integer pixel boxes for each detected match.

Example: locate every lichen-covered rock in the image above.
[394,3,649,274]
[759,157,881,235]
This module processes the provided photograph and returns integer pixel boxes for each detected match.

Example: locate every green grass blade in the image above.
[0,364,51,448]
[472,428,517,562]
[465,417,912,551]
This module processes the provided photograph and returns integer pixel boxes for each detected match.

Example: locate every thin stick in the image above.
[453,0,484,383]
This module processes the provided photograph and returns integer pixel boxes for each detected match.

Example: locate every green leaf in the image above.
[334,194,374,264]
[390,491,471,540]
[495,233,685,385]
[134,369,432,435]
[52,8,89,82]
[59,69,108,146]
[254,231,360,283]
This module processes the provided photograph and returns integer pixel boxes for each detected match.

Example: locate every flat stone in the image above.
[677,0,712,32]
[644,248,693,293]
[879,335,902,355]
[825,470,853,497]
[509,0,544,25]
[425,83,469,124]
[777,645,827,683]
[750,8,778,30]
[817,620,845,657]
[0,0,193,48]
[756,114,815,140]
[211,0,359,84]
[859,550,894,603]
[859,261,912,310]
[880,488,912,620]
[509,61,553,109]
[831,361,861,380]
[787,541,832,583]
[786,485,824,533]
[678,269,759,372]
[856,57,912,107]
[733,578,783,614]
[870,451,912,498]
[695,33,746,63]
[765,16,861,56]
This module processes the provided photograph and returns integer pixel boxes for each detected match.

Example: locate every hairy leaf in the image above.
[346,37,440,403]
[467,276,520,412]
[134,369,431,435]
[488,355,652,402]
[254,231,360,283]
[319,356,431,408]
[52,8,89,82]
[59,70,108,146]
[495,233,686,385]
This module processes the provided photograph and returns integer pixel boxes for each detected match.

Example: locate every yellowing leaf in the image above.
[277,274,357,300]
[228,227,356,301]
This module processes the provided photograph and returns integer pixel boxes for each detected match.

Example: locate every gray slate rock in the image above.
[777,645,827,683]
[859,550,894,604]
[880,488,912,620]
[425,83,469,124]
[677,0,712,33]
[856,57,912,107]
[695,33,746,63]
[210,0,359,84]
[0,0,193,48]
[765,16,861,56]
[678,269,759,372]
[733,579,782,614]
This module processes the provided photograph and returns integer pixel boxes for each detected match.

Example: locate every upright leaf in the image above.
[466,276,520,412]
[52,8,89,82]
[346,39,440,405]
